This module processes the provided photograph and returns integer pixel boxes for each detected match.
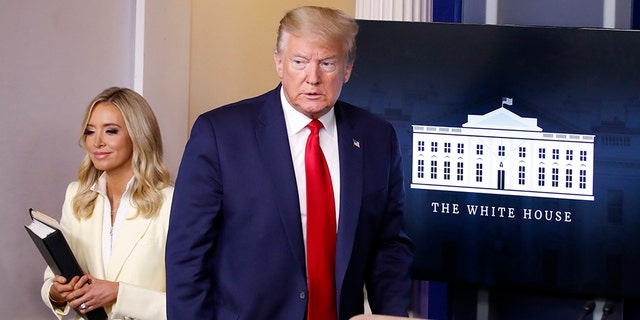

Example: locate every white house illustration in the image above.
[411,105,595,201]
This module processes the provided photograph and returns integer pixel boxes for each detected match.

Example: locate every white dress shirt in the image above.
[91,173,134,272]
[280,88,341,245]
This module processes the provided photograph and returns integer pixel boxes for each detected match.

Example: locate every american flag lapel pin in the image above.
[352,139,360,148]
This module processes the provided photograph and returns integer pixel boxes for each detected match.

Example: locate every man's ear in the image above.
[343,62,354,83]
[274,51,284,79]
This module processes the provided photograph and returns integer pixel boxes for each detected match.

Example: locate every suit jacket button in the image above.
[299,291,306,300]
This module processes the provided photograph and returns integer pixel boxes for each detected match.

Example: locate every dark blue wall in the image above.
[433,0,462,23]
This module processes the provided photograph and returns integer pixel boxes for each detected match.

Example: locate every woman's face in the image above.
[84,102,133,177]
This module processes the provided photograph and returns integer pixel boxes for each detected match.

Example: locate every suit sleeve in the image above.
[166,115,222,319]
[112,282,166,319]
[40,271,70,319]
[366,126,414,316]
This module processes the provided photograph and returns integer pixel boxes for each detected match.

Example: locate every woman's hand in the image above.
[49,275,80,307]
[67,274,119,314]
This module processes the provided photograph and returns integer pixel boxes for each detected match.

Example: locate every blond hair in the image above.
[73,87,171,219]
[276,6,359,64]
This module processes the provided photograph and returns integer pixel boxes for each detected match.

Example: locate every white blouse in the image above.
[91,173,134,272]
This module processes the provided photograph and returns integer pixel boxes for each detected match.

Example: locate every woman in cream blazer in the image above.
[40,87,173,320]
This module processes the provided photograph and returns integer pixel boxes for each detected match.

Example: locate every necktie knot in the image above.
[307,119,323,134]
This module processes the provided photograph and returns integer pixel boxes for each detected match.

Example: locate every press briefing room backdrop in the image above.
[1,0,638,319]
[352,1,639,320]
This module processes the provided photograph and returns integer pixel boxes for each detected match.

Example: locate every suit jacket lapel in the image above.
[256,87,307,276]
[106,208,152,281]
[83,197,107,279]
[334,103,363,290]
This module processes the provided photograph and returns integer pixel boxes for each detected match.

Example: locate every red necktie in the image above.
[305,119,337,320]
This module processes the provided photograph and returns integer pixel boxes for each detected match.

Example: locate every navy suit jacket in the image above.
[166,86,413,320]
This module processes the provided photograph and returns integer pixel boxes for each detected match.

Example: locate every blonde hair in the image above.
[73,87,171,219]
[276,6,359,64]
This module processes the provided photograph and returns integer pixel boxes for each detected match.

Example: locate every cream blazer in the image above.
[40,181,173,320]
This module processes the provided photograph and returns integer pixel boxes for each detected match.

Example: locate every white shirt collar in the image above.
[90,172,135,196]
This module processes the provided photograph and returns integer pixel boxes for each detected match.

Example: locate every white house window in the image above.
[566,150,573,161]
[580,150,587,161]
[579,169,587,189]
[518,165,526,185]
[430,160,437,179]
[444,161,451,180]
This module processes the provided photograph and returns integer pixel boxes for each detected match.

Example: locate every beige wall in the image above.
[143,0,191,176]
[189,0,355,125]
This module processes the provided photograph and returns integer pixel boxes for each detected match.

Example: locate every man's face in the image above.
[274,32,353,119]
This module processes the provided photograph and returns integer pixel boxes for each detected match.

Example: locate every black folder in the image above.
[25,208,107,320]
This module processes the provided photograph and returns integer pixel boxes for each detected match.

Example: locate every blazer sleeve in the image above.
[166,114,224,319]
[40,270,71,319]
[111,282,166,319]
[365,124,414,316]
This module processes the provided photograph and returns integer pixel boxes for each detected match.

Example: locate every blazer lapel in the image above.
[334,103,364,290]
[106,208,152,281]
[256,87,307,277]
[84,197,108,280]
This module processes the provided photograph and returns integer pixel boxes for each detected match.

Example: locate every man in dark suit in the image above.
[166,6,414,320]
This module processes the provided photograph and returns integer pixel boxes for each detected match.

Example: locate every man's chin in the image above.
[295,103,332,118]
